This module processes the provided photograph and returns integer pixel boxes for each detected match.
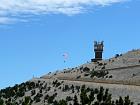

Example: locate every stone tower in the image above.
[91,41,104,62]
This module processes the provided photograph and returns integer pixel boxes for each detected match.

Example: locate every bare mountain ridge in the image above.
[42,49,140,85]
[0,49,140,105]
[31,49,140,105]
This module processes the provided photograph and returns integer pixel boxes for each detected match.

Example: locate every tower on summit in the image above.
[91,41,104,62]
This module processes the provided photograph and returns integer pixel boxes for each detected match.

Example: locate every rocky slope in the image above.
[0,49,140,105]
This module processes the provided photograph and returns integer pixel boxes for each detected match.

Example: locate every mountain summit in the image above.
[0,49,140,105]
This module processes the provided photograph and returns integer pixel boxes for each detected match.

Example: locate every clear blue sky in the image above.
[0,0,140,89]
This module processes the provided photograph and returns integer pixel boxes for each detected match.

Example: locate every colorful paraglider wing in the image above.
[62,53,69,62]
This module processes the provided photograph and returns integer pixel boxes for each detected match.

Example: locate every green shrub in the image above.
[83,67,90,72]
[74,95,79,105]
[66,96,72,102]
[0,99,4,105]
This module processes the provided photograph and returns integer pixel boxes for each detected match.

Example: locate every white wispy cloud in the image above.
[0,17,15,24]
[0,0,128,24]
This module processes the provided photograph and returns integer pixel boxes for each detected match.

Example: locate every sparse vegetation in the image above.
[76,75,81,79]
[115,54,120,58]
[74,95,79,105]
[53,80,61,87]
[0,98,4,105]
[90,70,109,78]
[84,73,90,76]
[33,93,42,103]
[83,67,90,72]
[1,49,140,105]
[31,90,36,96]
[0,81,138,105]
[109,75,113,78]
[66,96,73,102]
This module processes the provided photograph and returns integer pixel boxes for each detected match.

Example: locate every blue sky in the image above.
[0,0,140,89]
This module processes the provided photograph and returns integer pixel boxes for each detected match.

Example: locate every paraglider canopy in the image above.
[62,52,69,63]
